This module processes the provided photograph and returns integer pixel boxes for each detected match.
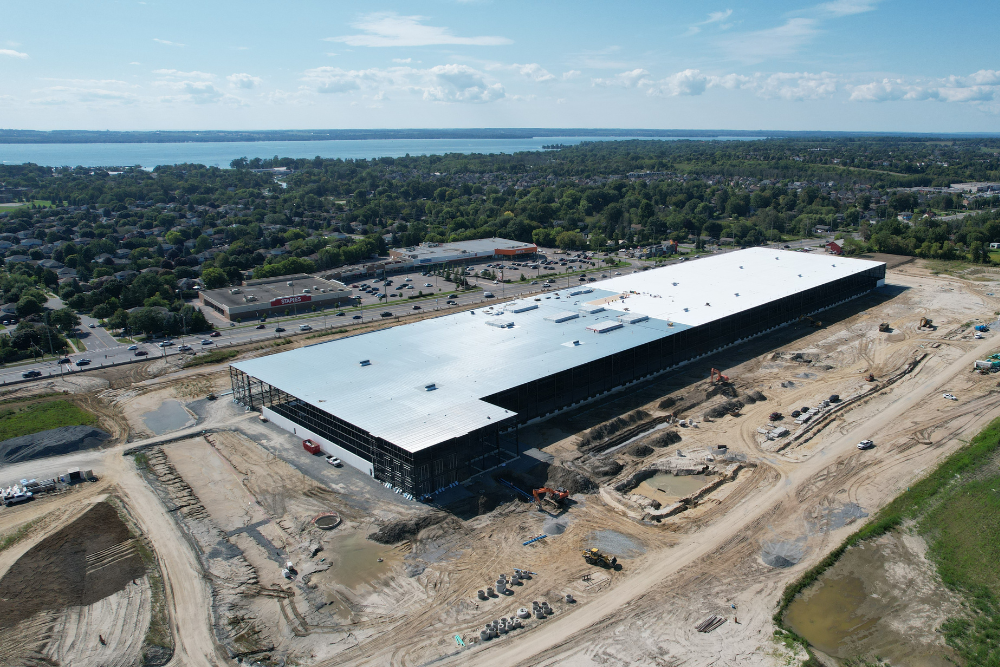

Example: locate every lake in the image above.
[0,135,758,169]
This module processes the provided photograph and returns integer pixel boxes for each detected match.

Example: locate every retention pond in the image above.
[633,472,717,505]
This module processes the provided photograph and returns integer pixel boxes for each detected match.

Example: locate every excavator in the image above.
[583,547,618,569]
[709,368,731,384]
[532,487,569,509]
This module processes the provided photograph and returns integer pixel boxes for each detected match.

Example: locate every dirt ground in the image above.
[2,258,1000,667]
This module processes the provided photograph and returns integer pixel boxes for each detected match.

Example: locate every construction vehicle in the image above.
[583,547,618,569]
[799,315,822,328]
[709,368,730,384]
[878,322,891,332]
[532,487,569,508]
[919,317,933,328]
[975,324,990,332]
[866,373,876,382]
[769,411,782,421]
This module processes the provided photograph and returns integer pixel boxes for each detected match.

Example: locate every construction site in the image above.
[0,251,998,667]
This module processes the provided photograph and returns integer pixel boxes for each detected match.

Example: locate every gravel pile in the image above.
[761,538,806,568]
[585,530,646,558]
[0,426,111,465]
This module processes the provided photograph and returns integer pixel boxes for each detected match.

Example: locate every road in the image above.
[441,332,1000,667]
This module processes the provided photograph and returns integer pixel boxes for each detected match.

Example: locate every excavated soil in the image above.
[0,502,145,626]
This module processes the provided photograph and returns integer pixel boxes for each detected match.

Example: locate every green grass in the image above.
[0,399,96,440]
[182,348,238,368]
[70,337,86,352]
[775,415,1000,665]
[0,519,41,553]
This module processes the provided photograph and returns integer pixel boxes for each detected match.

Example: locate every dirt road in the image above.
[442,336,1000,667]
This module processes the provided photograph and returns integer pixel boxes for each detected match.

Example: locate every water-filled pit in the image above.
[633,472,717,505]
[143,400,195,435]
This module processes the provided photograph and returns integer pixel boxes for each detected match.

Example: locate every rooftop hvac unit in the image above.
[587,320,623,334]
[618,313,649,324]
[424,383,437,391]
[486,320,514,328]
[508,303,538,313]
[544,311,580,323]
[359,359,371,366]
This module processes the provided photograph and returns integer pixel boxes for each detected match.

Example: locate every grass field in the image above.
[0,399,97,441]
[183,348,238,368]
[777,416,1000,665]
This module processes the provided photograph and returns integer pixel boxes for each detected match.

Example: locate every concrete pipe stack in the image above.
[496,578,507,594]
[515,568,532,580]
[477,589,487,600]
[487,586,494,597]
[480,629,491,641]
[565,593,575,603]
[510,572,521,586]
[516,607,531,619]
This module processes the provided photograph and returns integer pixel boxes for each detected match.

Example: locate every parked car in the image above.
[21,370,42,378]
[943,393,957,401]
[75,359,91,366]
[424,283,433,287]
[326,455,343,467]
[857,439,875,450]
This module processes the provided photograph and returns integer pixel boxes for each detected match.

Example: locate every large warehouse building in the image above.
[230,249,885,496]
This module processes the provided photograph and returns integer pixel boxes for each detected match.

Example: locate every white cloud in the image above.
[592,69,651,88]
[153,38,184,47]
[512,63,555,82]
[0,48,28,59]
[647,69,709,96]
[687,9,733,35]
[722,18,819,62]
[154,69,212,79]
[393,58,412,64]
[849,70,1000,104]
[562,70,582,80]
[327,12,511,47]
[817,0,880,17]
[227,72,262,89]
[129,61,141,66]
[302,63,504,103]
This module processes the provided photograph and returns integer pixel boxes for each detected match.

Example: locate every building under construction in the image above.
[230,248,885,496]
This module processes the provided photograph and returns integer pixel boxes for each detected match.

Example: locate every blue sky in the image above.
[1,0,998,132]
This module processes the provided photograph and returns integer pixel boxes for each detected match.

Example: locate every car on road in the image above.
[87,323,96,328]
[21,370,42,378]
[210,331,221,337]
[446,300,457,305]
[943,393,957,400]
[134,350,149,356]
[335,311,345,316]
[352,315,362,319]
[783,244,791,249]
[58,357,71,364]
[177,345,192,352]
[75,359,91,366]
[484,292,494,298]
[274,327,285,332]
[615,271,621,275]
[578,276,587,281]
[255,324,266,329]
[158,341,173,347]
[381,311,393,317]
[325,455,343,467]
[412,305,422,310]
[127,344,138,350]
[200,339,213,345]
[530,281,538,285]
[857,439,875,450]
[448,294,458,298]
[299,324,312,331]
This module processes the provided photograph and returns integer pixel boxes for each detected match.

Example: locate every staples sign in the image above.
[270,294,311,307]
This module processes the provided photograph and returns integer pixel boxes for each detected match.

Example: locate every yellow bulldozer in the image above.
[583,547,618,569]
[878,322,891,332]
[919,317,933,328]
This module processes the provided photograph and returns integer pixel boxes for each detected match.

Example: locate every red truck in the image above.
[302,439,321,455]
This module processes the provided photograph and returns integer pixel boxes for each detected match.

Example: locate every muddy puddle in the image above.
[143,399,195,435]
[784,532,958,666]
[633,472,717,505]
[315,532,403,591]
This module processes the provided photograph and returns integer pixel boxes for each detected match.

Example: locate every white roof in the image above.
[234,248,882,454]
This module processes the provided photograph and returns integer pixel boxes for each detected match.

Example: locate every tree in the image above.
[201,267,228,290]
[16,295,42,317]
[556,231,586,250]
[49,307,80,333]
[589,233,608,252]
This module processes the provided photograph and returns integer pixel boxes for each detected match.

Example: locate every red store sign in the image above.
[269,294,312,307]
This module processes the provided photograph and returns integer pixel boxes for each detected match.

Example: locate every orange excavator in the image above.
[532,487,569,509]
[710,368,731,384]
